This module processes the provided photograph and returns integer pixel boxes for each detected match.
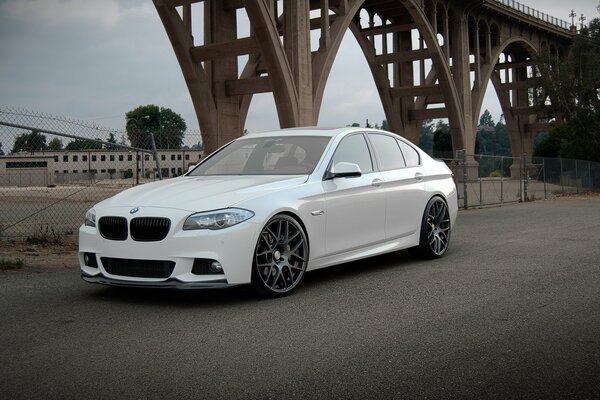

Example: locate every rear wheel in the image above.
[251,214,308,297]
[411,196,451,259]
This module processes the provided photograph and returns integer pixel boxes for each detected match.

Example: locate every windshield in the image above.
[189,136,331,176]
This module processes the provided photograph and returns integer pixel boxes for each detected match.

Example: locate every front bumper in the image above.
[79,206,261,287]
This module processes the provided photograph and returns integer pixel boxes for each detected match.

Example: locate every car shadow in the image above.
[82,249,423,307]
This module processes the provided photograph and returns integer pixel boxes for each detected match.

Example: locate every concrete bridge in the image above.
[153,0,574,160]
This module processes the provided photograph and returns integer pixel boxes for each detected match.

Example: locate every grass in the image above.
[0,258,24,270]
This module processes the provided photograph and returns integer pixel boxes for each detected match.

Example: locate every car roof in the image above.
[242,126,399,140]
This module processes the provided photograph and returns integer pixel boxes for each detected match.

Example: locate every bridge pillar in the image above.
[205,1,241,148]
[283,0,315,126]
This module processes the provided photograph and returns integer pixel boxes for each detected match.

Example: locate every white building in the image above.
[0,149,203,187]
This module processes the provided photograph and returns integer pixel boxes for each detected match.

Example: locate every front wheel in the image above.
[251,214,308,297]
[411,196,451,259]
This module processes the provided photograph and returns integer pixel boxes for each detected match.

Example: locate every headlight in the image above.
[84,208,96,227]
[183,208,254,230]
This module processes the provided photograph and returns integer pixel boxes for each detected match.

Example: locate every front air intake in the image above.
[101,257,175,278]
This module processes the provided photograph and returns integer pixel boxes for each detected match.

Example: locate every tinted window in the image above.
[331,134,373,173]
[397,140,420,167]
[369,134,406,171]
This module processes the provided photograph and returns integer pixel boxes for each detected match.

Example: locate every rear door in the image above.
[367,133,427,240]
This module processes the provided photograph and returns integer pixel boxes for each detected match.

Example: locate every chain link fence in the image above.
[1,106,599,240]
[0,106,202,240]
[443,151,600,209]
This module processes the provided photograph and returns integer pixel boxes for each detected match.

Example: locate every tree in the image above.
[534,18,600,162]
[47,137,63,151]
[65,138,103,150]
[381,120,389,131]
[433,120,452,158]
[11,130,47,153]
[106,132,118,150]
[125,104,187,150]
[418,119,434,154]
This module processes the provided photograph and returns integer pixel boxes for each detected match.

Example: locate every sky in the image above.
[0,0,599,140]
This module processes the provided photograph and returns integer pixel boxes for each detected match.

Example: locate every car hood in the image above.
[97,175,309,212]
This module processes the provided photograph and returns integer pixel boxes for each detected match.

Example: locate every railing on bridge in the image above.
[494,0,571,30]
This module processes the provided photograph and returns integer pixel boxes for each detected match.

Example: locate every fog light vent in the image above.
[192,259,224,275]
[83,252,98,268]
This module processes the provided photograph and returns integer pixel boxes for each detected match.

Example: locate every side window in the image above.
[331,134,373,173]
[369,134,406,171]
[397,139,420,167]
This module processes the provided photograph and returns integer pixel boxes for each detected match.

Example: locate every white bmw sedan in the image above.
[80,127,457,296]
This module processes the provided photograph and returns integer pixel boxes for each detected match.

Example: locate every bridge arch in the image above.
[154,0,574,160]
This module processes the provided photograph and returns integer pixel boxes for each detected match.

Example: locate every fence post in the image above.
[589,161,592,190]
[560,158,564,194]
[523,154,529,201]
[500,156,504,204]
[575,160,579,193]
[461,149,468,210]
[542,158,547,200]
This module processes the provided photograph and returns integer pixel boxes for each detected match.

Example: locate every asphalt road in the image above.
[1,198,599,399]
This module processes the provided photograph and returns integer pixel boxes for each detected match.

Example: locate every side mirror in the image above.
[325,162,362,180]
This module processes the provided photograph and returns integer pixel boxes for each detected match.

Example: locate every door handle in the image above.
[371,179,383,187]
[414,173,424,181]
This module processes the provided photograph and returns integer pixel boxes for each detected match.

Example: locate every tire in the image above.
[251,214,309,297]
[411,196,451,259]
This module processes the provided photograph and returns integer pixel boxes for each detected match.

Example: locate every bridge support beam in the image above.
[154,0,573,160]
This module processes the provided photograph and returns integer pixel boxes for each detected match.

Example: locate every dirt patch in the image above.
[0,235,78,273]
[551,191,600,201]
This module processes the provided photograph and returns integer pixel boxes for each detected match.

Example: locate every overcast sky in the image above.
[1,0,598,137]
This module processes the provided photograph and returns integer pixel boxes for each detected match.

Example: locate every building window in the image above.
[101,155,106,161]
[6,161,48,168]
[137,154,140,161]
[83,170,87,173]
[110,155,115,161]
[63,155,68,162]
[119,155,123,161]
[185,154,190,160]
[53,156,59,162]
[161,155,166,161]
[128,154,132,161]
[73,170,78,173]
[63,170,68,173]
[171,168,176,175]
[171,154,176,160]
[177,168,182,175]
[176,154,181,161]
[101,169,106,173]
[82,155,87,162]
[92,155,97,161]
[145,155,150,161]
[73,155,78,162]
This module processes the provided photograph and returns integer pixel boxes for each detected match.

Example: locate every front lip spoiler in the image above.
[81,273,234,290]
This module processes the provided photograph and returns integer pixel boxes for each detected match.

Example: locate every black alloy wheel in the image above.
[413,196,451,259]
[252,214,308,297]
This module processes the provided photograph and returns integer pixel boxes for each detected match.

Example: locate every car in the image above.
[79,127,458,297]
